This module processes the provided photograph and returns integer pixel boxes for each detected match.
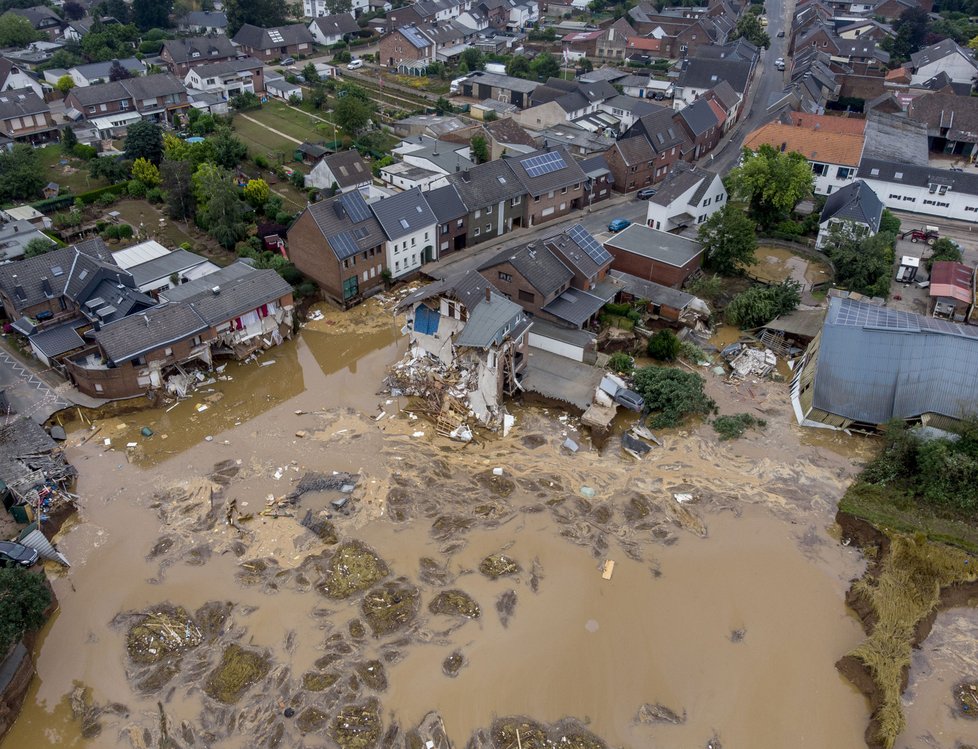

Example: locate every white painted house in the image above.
[184,58,263,99]
[369,187,438,278]
[646,165,727,231]
[857,158,978,224]
[815,179,883,249]
[305,0,371,17]
[910,39,978,87]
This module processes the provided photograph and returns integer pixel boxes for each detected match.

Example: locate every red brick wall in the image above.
[525,185,584,227]
[605,246,701,288]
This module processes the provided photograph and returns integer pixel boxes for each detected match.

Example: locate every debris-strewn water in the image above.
[3,298,963,749]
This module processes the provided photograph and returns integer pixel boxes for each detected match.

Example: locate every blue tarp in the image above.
[414,305,440,336]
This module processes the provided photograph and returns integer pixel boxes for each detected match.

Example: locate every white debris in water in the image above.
[674,493,693,504]
[411,431,425,438]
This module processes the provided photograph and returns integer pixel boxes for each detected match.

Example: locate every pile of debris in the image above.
[721,343,777,379]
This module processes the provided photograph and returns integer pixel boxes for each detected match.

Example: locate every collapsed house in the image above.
[390,271,531,429]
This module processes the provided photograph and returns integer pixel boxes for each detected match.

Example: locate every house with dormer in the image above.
[160,36,241,77]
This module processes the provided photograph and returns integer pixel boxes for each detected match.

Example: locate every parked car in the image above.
[636,188,657,200]
[281,57,295,65]
[608,218,631,232]
[347,59,364,70]
[777,30,785,37]
[614,388,645,412]
[0,541,39,568]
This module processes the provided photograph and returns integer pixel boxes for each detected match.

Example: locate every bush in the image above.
[632,367,717,428]
[146,187,164,204]
[686,274,723,302]
[117,223,133,239]
[95,193,116,208]
[647,329,680,361]
[772,219,804,236]
[127,179,147,197]
[0,569,52,655]
[72,143,97,160]
[603,301,632,316]
[880,208,901,235]
[608,352,634,374]
[713,413,766,440]
[724,280,801,329]
[925,238,962,271]
[296,281,318,299]
[254,154,269,169]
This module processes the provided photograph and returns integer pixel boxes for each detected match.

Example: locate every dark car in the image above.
[0,541,40,568]
[777,30,785,37]
[614,388,645,412]
[636,188,657,200]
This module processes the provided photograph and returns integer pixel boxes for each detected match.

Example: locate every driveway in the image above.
[0,341,72,423]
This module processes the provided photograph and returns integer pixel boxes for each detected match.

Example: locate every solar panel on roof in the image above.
[339,191,371,223]
[567,224,611,266]
[328,231,359,260]
[520,151,567,178]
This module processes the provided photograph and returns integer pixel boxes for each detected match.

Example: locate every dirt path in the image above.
[238,114,303,145]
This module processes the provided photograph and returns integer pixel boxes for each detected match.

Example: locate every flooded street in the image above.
[2,298,953,749]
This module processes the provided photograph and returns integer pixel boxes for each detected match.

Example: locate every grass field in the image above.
[36,146,111,196]
[232,100,339,161]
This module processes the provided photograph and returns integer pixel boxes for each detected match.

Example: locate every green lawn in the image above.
[36,145,110,196]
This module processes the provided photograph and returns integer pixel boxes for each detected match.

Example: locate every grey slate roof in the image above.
[370,187,437,242]
[678,97,719,137]
[128,249,211,287]
[612,135,655,166]
[0,239,114,312]
[542,288,606,326]
[80,277,155,323]
[163,36,239,65]
[321,149,371,188]
[578,154,610,178]
[94,303,208,363]
[910,38,978,71]
[0,88,48,120]
[809,296,978,425]
[544,224,607,278]
[857,157,978,197]
[158,261,255,303]
[604,224,703,267]
[70,58,145,82]
[310,13,359,37]
[648,164,718,208]
[70,74,186,108]
[233,23,314,50]
[678,57,753,94]
[182,10,228,28]
[602,94,662,118]
[183,267,292,326]
[300,192,387,261]
[448,159,523,209]
[188,57,262,77]
[483,240,574,298]
[578,68,630,84]
[630,107,688,153]
[28,321,86,358]
[819,180,883,232]
[608,269,694,310]
[506,146,586,196]
[425,184,467,222]
[455,292,525,348]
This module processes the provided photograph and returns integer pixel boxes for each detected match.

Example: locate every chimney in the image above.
[12,275,25,302]
[12,224,18,233]
[92,320,101,332]
[484,286,491,303]
[462,168,471,181]
[41,277,52,296]
[212,285,221,295]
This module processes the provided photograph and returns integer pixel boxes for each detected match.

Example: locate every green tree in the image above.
[726,144,815,228]
[884,7,930,61]
[80,21,140,62]
[39,49,84,72]
[211,127,248,169]
[647,329,680,361]
[90,155,131,182]
[530,51,560,81]
[131,157,162,187]
[0,145,43,202]
[225,0,291,35]
[731,13,770,48]
[324,0,351,11]
[60,126,78,152]
[724,280,801,328]
[608,352,633,374]
[697,204,758,275]
[92,0,132,23]
[63,0,85,19]
[161,159,195,220]
[822,222,895,297]
[302,62,319,83]
[460,47,484,71]
[23,237,54,257]
[193,163,247,248]
[243,177,270,207]
[631,367,717,428]
[132,0,173,30]
[506,56,531,79]
[108,60,133,81]
[0,14,40,47]
[579,57,594,73]
[0,568,51,656]
[55,75,75,95]
[124,120,163,164]
[470,135,489,164]
[926,237,963,270]
[334,90,375,136]
[880,208,901,235]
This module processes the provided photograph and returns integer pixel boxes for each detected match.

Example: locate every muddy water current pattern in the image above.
[4,301,977,749]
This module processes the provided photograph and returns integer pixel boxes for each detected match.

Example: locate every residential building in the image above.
[305,149,372,191]
[816,179,884,249]
[446,159,525,244]
[64,263,294,399]
[184,58,265,99]
[7,6,62,37]
[379,25,434,67]
[579,154,613,207]
[742,119,865,196]
[266,77,303,101]
[673,56,755,109]
[287,191,388,305]
[0,205,51,230]
[596,17,637,59]
[675,97,722,159]
[909,39,978,88]
[306,0,371,18]
[906,93,978,160]
[126,249,220,296]
[65,74,189,135]
[178,10,228,34]
[929,261,975,322]
[397,270,531,425]
[0,88,56,144]
[160,36,241,77]
[791,295,978,432]
[0,58,43,97]
[308,13,359,45]
[604,135,658,193]
[393,135,476,187]
[604,223,703,287]
[527,77,618,122]
[460,71,539,109]
[624,108,691,180]
[856,158,978,223]
[596,94,662,132]
[370,186,438,278]
[232,24,315,62]
[0,219,54,262]
[608,269,705,324]
[68,58,145,87]
[645,163,726,231]
[506,147,587,227]
[427,183,468,255]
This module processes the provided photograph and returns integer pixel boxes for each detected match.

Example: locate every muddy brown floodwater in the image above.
[0,300,917,749]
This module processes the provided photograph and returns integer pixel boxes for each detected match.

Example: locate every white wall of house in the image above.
[185,70,255,98]
[387,222,437,278]
[912,53,978,85]
[861,177,978,224]
[379,164,445,191]
[646,174,727,230]
[305,160,372,191]
[809,161,858,196]
[673,85,709,109]
[305,0,370,17]
[528,330,586,361]
[1,68,42,97]
[816,216,874,249]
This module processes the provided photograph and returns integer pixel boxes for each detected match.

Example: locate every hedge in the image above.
[76,182,129,205]
[31,195,74,213]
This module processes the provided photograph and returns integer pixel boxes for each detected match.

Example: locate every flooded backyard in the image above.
[748,245,833,289]
[2,299,976,749]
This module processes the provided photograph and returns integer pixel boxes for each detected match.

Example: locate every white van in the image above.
[347,58,364,70]
[450,76,469,94]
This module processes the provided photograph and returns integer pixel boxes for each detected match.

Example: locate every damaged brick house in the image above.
[395,271,531,426]
[63,262,295,399]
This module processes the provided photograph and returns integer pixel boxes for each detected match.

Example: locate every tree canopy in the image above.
[697,204,758,275]
[470,135,489,164]
[724,279,801,329]
[226,0,292,35]
[124,121,164,164]
[632,367,717,429]
[0,145,44,203]
[0,569,52,656]
[926,237,963,270]
[334,87,375,136]
[726,144,815,228]
[821,221,895,298]
[531,52,560,81]
[506,56,531,79]
[193,164,248,249]
[132,0,173,30]
[731,13,770,48]
[0,13,41,47]
[80,21,140,63]
[161,158,195,220]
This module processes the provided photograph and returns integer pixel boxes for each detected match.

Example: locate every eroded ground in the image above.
[4,302,975,749]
